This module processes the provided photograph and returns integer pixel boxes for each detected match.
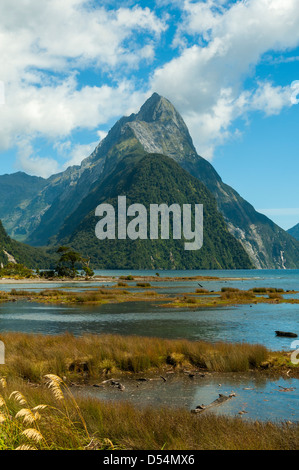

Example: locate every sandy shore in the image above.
[0,277,115,284]
[0,274,250,284]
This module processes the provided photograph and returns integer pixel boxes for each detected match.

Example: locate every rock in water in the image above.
[275,331,298,338]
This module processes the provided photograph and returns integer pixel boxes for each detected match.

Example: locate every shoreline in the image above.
[0,274,251,284]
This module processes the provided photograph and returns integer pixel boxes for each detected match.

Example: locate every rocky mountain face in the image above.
[113,94,299,269]
[0,172,47,241]
[287,223,299,241]
[1,93,299,268]
[0,221,55,268]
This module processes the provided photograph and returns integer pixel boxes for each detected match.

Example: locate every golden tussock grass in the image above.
[0,332,269,384]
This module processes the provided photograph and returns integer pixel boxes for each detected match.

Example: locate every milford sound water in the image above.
[0,269,298,350]
[81,373,299,423]
[0,269,298,421]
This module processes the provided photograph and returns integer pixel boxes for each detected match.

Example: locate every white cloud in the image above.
[15,136,103,177]
[63,141,99,169]
[0,0,165,172]
[0,73,150,176]
[251,81,299,114]
[15,138,60,178]
[0,75,147,154]
[1,0,299,175]
[0,81,5,105]
[0,0,166,82]
[152,0,299,157]
[97,130,108,141]
[182,81,299,159]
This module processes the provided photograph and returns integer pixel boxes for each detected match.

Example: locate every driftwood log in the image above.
[191,393,236,414]
[275,331,298,338]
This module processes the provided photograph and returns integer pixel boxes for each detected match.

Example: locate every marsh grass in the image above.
[0,334,297,450]
[0,333,269,382]
[220,290,254,301]
[5,287,161,305]
[117,282,128,287]
[268,293,283,300]
[3,286,299,309]
[169,286,298,309]
[250,288,284,294]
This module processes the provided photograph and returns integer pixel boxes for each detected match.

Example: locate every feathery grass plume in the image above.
[16,408,39,425]
[0,396,5,407]
[0,377,7,388]
[44,374,90,441]
[9,391,27,406]
[34,411,41,422]
[44,374,64,401]
[16,445,37,450]
[22,428,44,443]
[32,405,48,412]
[0,411,7,423]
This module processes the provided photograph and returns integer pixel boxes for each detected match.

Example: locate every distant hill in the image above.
[56,151,253,270]
[0,221,56,269]
[0,172,47,241]
[287,223,299,241]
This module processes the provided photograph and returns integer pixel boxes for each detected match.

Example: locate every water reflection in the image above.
[0,300,298,350]
[80,373,299,423]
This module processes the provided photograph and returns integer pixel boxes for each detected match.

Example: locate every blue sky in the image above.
[0,0,299,230]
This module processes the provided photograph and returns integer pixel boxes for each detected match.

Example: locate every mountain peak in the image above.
[287,222,299,241]
[120,92,197,162]
[136,93,181,125]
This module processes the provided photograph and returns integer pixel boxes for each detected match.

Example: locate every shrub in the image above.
[186,297,197,304]
[268,293,283,300]
[0,263,34,279]
[221,287,240,293]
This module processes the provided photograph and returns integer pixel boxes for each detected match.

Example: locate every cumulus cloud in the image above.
[0,0,166,82]
[152,0,299,157]
[0,0,165,173]
[63,141,99,169]
[1,0,299,174]
[2,77,148,176]
[1,77,145,149]
[15,138,60,178]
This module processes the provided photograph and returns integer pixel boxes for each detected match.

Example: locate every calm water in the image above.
[0,301,298,351]
[81,373,299,423]
[0,269,298,350]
